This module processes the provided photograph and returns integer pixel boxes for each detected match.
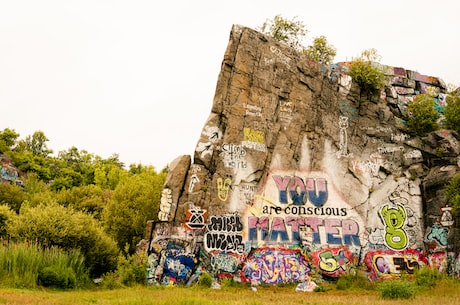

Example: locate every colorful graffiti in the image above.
[364,249,427,280]
[147,237,196,285]
[242,248,310,284]
[158,188,173,222]
[310,247,357,277]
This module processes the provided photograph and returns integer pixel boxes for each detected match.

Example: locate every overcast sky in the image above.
[1,0,459,170]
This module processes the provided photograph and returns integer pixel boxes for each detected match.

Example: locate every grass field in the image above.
[0,279,459,305]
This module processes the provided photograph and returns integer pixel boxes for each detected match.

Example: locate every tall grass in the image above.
[0,240,91,288]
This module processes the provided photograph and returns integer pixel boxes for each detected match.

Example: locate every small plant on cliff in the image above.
[443,92,460,133]
[406,94,440,136]
[446,172,460,213]
[347,48,385,96]
[304,35,337,65]
[258,15,308,52]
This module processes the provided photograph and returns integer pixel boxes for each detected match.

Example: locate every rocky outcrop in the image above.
[144,25,460,285]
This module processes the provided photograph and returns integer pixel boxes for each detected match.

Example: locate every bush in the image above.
[377,280,417,299]
[117,250,148,286]
[406,94,440,135]
[446,172,460,213]
[335,271,374,290]
[444,94,460,133]
[198,272,213,288]
[7,203,118,277]
[38,265,76,289]
[347,49,385,96]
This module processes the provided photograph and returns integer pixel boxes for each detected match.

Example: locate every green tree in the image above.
[56,184,111,220]
[0,128,19,153]
[0,204,16,238]
[305,35,337,65]
[406,94,440,136]
[16,131,52,157]
[446,172,460,212]
[258,15,308,52]
[347,48,385,96]
[0,183,27,213]
[443,93,460,133]
[102,168,166,254]
[8,202,118,277]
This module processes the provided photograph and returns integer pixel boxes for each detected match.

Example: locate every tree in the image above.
[258,15,308,52]
[0,128,19,153]
[443,93,460,133]
[102,168,166,254]
[406,94,440,136]
[0,183,27,213]
[16,131,52,157]
[347,48,385,96]
[446,172,460,212]
[305,35,336,65]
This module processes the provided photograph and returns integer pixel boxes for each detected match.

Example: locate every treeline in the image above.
[0,128,166,286]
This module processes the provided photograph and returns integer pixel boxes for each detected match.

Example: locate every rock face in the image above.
[144,25,460,285]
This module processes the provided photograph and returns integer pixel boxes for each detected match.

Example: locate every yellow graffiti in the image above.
[244,128,265,144]
[380,204,408,250]
[217,177,232,201]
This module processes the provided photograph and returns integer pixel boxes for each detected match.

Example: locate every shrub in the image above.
[198,272,213,287]
[38,265,76,289]
[336,271,374,290]
[377,280,417,299]
[446,172,460,212]
[258,15,308,52]
[443,94,460,133]
[347,49,385,96]
[117,250,148,286]
[406,94,440,136]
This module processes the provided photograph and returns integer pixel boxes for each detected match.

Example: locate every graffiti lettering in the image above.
[379,204,408,250]
[205,214,244,253]
[158,188,173,221]
[248,216,360,246]
[217,177,232,201]
[243,248,310,284]
[272,176,328,206]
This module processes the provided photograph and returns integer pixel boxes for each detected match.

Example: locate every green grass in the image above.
[0,241,90,288]
[0,279,459,305]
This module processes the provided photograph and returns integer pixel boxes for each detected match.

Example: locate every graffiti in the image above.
[217,177,232,201]
[272,176,328,206]
[279,100,293,121]
[188,174,200,193]
[339,101,357,120]
[196,126,222,158]
[269,46,291,69]
[248,216,360,246]
[365,249,427,280]
[425,225,448,246]
[210,253,239,273]
[379,203,408,250]
[403,149,422,160]
[336,116,352,158]
[220,143,247,169]
[440,205,454,227]
[158,188,173,221]
[242,128,266,152]
[311,247,356,277]
[147,237,196,285]
[377,145,404,154]
[242,248,310,284]
[244,104,262,117]
[204,214,244,253]
[0,166,18,181]
[240,182,257,205]
[391,133,409,142]
[185,204,207,230]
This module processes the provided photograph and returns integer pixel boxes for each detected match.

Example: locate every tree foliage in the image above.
[446,172,460,213]
[347,48,385,96]
[258,15,308,52]
[305,35,337,65]
[406,94,440,136]
[102,167,166,254]
[443,93,460,133]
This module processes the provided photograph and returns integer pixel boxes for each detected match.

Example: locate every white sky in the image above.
[1,0,459,170]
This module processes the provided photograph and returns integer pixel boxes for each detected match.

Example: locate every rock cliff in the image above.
[144,25,460,285]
